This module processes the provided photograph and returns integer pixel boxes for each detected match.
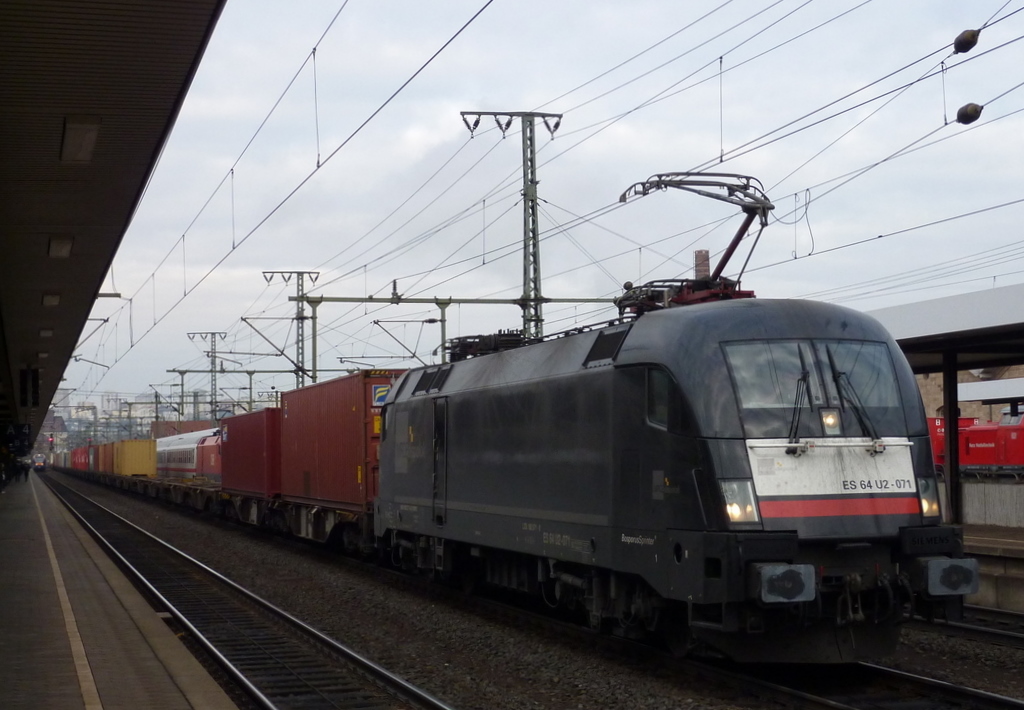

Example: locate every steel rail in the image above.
[41,474,455,710]
[909,604,1024,650]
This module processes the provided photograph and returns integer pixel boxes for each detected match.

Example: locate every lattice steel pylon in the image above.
[186,331,226,422]
[263,271,320,389]
[461,111,562,339]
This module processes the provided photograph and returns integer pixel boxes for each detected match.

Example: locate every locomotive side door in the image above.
[432,397,448,526]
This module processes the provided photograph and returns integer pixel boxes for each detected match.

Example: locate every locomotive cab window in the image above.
[999,411,1024,426]
[724,339,906,439]
[724,341,824,410]
[647,368,683,432]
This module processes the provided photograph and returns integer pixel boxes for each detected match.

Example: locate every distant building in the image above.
[916,365,1024,422]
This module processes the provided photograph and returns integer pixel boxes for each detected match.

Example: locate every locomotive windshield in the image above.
[724,339,904,439]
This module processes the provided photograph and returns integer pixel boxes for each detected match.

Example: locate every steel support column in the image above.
[941,350,961,524]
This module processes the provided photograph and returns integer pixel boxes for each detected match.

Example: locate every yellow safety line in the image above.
[30,478,104,710]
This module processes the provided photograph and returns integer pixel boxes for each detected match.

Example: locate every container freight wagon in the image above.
[220,408,282,526]
[279,370,403,552]
[113,439,157,477]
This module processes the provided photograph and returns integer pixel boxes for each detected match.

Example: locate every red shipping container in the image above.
[98,442,114,473]
[280,370,403,509]
[222,408,281,497]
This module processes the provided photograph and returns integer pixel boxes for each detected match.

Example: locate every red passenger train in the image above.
[156,428,222,481]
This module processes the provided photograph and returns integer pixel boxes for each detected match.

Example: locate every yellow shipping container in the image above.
[113,439,156,477]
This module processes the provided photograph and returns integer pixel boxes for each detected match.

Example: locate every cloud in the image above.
[65,0,1024,399]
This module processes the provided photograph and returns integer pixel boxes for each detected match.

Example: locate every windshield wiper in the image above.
[826,345,880,443]
[786,347,809,455]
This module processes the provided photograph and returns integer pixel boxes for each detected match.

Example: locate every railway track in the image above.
[40,473,455,710]
[725,661,1024,710]
[390,566,1024,710]
[48,469,1024,710]
[908,605,1024,650]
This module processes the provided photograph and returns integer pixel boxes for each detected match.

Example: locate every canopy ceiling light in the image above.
[39,329,53,338]
[48,236,74,258]
[60,116,101,164]
[41,293,60,307]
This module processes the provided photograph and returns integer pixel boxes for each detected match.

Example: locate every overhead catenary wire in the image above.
[75,4,1024,399]
[69,1,497,389]
[94,4,950,340]
[798,241,1024,303]
[747,194,1024,279]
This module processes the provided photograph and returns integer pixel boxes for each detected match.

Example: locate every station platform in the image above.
[0,472,238,709]
[964,523,1024,559]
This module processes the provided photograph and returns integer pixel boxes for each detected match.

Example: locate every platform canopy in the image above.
[957,378,1024,405]
[0,0,228,447]
[867,282,1024,374]
[867,282,1024,522]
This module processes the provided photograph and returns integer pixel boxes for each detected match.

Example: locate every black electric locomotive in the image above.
[374,297,976,662]
[373,173,977,663]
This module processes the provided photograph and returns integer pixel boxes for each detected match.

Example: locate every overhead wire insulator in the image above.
[461,114,481,137]
[956,103,983,125]
[953,29,979,54]
[542,116,561,136]
[495,115,514,137]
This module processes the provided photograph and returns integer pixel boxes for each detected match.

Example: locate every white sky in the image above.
[64,0,1024,408]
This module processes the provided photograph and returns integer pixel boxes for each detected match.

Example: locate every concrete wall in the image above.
[963,480,1024,527]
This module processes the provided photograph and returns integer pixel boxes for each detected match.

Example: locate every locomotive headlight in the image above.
[720,480,760,524]
[916,477,942,519]
[820,408,842,436]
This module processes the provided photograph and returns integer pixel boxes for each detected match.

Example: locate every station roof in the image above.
[867,282,1024,375]
[957,378,1024,404]
[0,0,227,442]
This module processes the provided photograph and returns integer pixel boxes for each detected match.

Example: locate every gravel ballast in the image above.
[49,472,1024,710]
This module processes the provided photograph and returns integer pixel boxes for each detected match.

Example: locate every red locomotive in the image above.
[930,409,1024,475]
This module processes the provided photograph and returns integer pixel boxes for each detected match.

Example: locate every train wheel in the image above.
[341,524,360,555]
[656,606,692,657]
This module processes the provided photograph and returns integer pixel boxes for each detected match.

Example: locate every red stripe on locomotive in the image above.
[759,496,920,518]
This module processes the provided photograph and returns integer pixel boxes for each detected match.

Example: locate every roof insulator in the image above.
[953,29,980,54]
[956,103,984,125]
